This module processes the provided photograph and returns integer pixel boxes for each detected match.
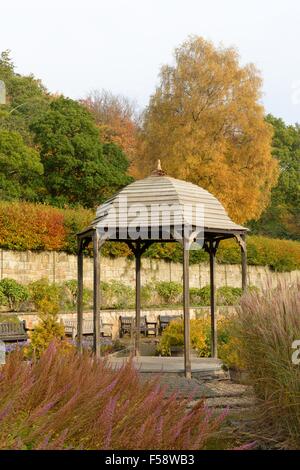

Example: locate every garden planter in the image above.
[170,346,198,357]
[229,367,250,384]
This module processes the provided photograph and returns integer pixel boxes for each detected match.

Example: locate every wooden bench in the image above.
[119,316,134,337]
[142,317,158,337]
[63,319,113,340]
[158,315,182,334]
[119,315,158,338]
[0,321,28,342]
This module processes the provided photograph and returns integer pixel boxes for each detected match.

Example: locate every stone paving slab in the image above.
[140,374,214,398]
[140,372,253,399]
[199,396,256,409]
[108,356,223,373]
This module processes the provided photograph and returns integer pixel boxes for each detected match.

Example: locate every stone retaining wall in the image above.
[0,249,299,290]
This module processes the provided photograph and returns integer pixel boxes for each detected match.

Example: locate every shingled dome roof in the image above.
[90,162,247,235]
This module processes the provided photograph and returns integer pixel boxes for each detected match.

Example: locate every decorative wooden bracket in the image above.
[80,237,91,251]
[235,234,247,252]
[125,240,154,257]
[171,228,203,250]
[97,237,106,250]
[203,238,220,256]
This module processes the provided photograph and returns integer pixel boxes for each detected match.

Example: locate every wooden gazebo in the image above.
[77,162,248,379]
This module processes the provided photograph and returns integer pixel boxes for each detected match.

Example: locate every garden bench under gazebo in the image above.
[77,161,248,379]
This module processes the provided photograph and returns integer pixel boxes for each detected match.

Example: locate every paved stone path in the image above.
[110,354,260,446]
[111,355,257,415]
[139,372,258,447]
[140,372,254,403]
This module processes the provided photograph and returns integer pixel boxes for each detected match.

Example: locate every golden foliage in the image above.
[135,37,279,223]
[82,89,139,172]
[25,278,68,358]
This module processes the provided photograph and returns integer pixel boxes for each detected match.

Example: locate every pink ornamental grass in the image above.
[0,342,226,450]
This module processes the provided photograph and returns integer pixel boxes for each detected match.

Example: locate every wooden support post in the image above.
[135,243,141,356]
[241,234,247,293]
[209,239,217,358]
[93,231,101,358]
[183,240,191,379]
[77,237,83,353]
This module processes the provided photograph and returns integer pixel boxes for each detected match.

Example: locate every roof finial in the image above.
[151,159,166,176]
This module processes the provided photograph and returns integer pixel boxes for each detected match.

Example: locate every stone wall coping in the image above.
[1,305,235,316]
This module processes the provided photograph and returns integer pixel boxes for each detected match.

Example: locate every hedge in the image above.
[0,278,245,311]
[0,201,92,253]
[0,201,300,272]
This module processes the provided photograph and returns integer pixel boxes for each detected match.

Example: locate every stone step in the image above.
[203,396,256,409]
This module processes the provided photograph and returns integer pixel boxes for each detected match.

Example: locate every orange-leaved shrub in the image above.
[0,201,93,253]
[0,200,299,271]
[0,342,228,450]
[0,201,66,251]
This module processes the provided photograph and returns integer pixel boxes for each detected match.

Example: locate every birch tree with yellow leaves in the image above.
[135,37,279,224]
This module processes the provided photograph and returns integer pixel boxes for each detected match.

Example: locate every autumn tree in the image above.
[135,37,278,223]
[82,90,139,174]
[249,114,300,240]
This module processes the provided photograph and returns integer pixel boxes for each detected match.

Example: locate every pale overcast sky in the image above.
[1,0,300,123]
